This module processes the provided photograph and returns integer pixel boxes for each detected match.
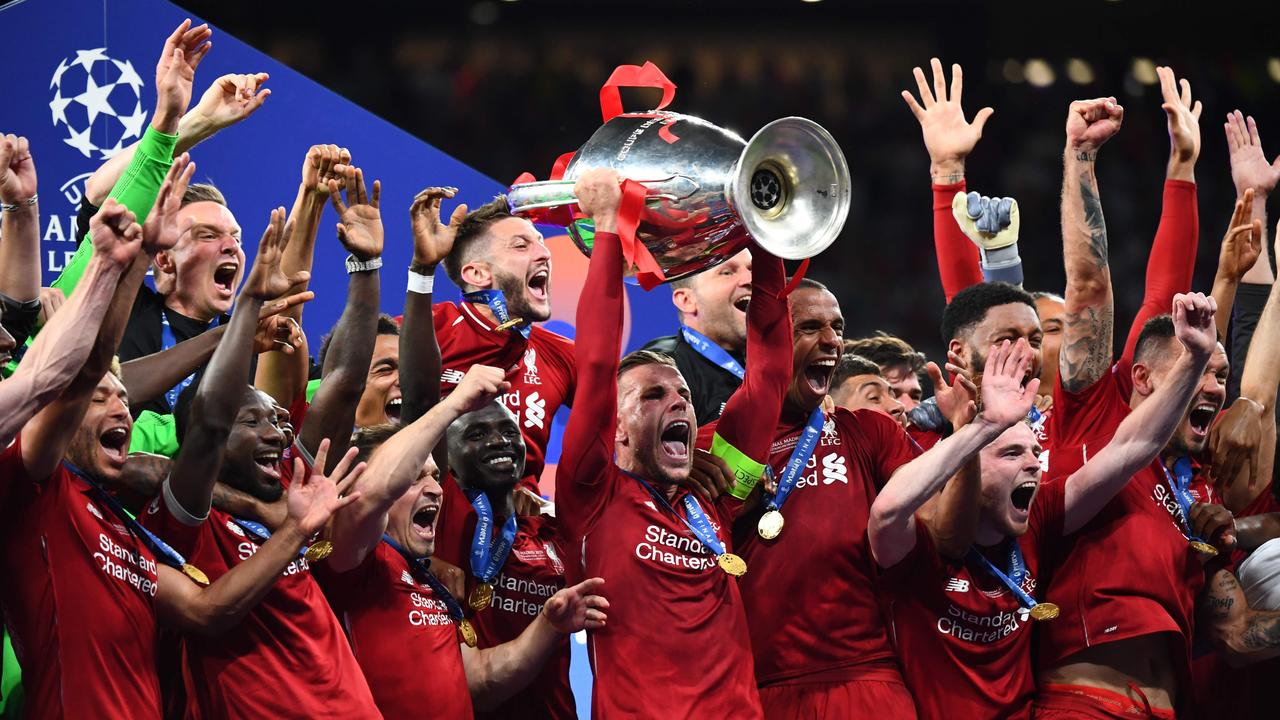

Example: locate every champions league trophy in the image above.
[506,63,851,286]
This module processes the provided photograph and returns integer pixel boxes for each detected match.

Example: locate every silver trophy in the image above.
[507,111,851,283]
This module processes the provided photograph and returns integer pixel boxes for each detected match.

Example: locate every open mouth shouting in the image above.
[527,267,550,304]
[659,419,691,463]
[411,502,439,542]
[213,261,240,299]
[803,357,838,396]
[254,448,282,482]
[1010,480,1038,514]
[99,426,129,467]
[732,294,751,314]
[385,396,403,423]
[1187,402,1218,440]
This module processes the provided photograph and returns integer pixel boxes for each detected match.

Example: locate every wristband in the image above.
[407,269,435,294]
[345,254,382,274]
[0,193,37,212]
[710,432,768,501]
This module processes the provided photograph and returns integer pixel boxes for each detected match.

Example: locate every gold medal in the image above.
[1029,602,1060,621]
[1190,540,1219,557]
[757,510,784,540]
[182,563,210,587]
[494,318,525,332]
[457,619,478,648]
[469,582,494,611]
[304,540,333,563]
[717,553,747,577]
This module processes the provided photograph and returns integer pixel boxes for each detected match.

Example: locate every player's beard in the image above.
[494,269,550,323]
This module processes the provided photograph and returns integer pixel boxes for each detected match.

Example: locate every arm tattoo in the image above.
[1242,613,1280,651]
[1059,304,1114,392]
[1206,570,1240,622]
[1079,175,1109,271]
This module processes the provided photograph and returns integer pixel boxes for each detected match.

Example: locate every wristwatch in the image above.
[345,254,383,274]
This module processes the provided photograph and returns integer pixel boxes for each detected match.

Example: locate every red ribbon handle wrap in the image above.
[599,62,678,123]
[617,178,668,290]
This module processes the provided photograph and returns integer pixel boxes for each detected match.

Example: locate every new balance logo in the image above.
[945,578,970,593]
[644,501,657,512]
[524,392,546,429]
[441,369,465,385]
[401,570,415,586]
[85,502,104,520]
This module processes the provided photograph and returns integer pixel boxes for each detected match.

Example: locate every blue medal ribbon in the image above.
[1161,457,1212,547]
[160,309,219,409]
[381,534,468,624]
[64,461,197,579]
[968,540,1041,613]
[464,290,530,339]
[680,326,745,379]
[464,489,519,584]
[764,407,825,513]
[624,470,730,561]
[230,517,316,562]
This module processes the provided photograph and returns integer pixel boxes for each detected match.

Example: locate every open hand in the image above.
[901,59,993,174]
[153,20,212,130]
[0,134,37,204]
[285,439,364,537]
[328,164,383,261]
[977,339,1040,428]
[188,73,270,132]
[1157,66,1201,165]
[1172,292,1218,360]
[241,207,307,301]
[410,186,468,268]
[302,145,349,197]
[1066,98,1124,154]
[1217,188,1264,283]
[926,360,977,429]
[1209,397,1264,489]
[89,199,143,268]
[544,577,609,633]
[1226,110,1280,198]
[254,291,313,354]
[142,153,196,255]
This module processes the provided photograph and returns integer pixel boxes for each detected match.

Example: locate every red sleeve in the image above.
[707,248,791,463]
[1028,476,1067,547]
[933,180,983,303]
[857,409,921,489]
[1116,179,1198,391]
[555,231,625,542]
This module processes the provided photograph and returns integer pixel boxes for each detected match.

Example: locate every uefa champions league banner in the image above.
[1,0,680,712]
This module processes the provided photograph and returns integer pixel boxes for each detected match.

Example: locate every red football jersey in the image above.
[886,479,1066,720]
[434,478,575,720]
[317,541,473,720]
[1039,370,1206,678]
[434,302,575,488]
[705,408,919,687]
[142,498,379,719]
[0,437,163,719]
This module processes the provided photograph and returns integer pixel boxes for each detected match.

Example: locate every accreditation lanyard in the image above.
[160,309,218,409]
[764,407,825,514]
[1160,457,1211,546]
[680,326,745,379]
[381,534,475,645]
[464,290,530,339]
[625,470,729,560]
[230,517,316,562]
[65,461,205,584]
[464,489,519,585]
[968,540,1040,613]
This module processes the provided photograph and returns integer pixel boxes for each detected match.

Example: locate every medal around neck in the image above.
[304,540,333,563]
[717,552,747,577]
[1189,540,1219,557]
[182,563,210,586]
[493,318,525,332]
[457,619,478,648]
[469,582,495,611]
[757,510,784,540]
[1029,602,1060,621]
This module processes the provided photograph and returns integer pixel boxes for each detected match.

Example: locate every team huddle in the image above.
[5,18,1280,720]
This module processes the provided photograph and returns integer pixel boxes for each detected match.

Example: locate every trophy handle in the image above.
[507,175,694,215]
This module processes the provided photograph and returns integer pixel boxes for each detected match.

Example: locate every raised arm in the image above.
[1059,97,1123,392]
[0,134,40,308]
[462,577,607,710]
[157,441,362,635]
[556,170,624,535]
[325,366,507,574]
[1062,293,1216,532]
[296,164,383,470]
[1117,68,1201,378]
[915,362,980,559]
[902,58,990,301]
[870,339,1040,568]
[1228,111,1280,287]
[400,186,468,426]
[167,206,306,518]
[254,145,346,405]
[1210,191,1264,344]
[705,245,790,500]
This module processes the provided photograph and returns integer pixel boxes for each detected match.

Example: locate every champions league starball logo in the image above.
[49,48,147,160]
